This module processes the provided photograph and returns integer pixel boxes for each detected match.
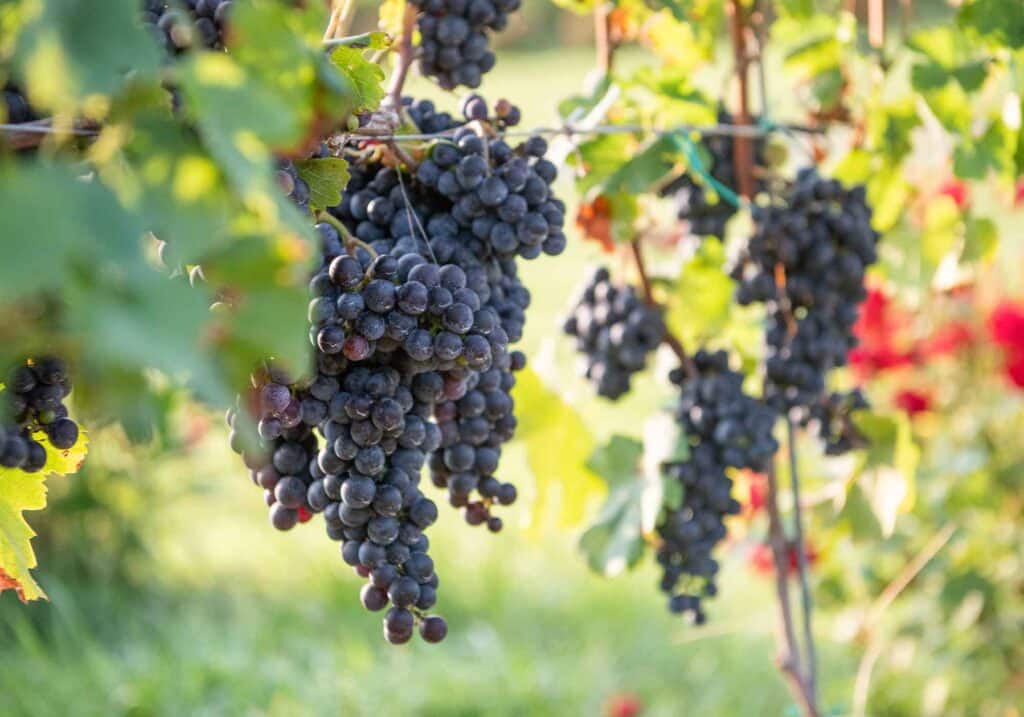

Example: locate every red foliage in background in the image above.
[937,178,970,211]
[894,389,932,416]
[576,195,615,253]
[748,542,819,577]
[604,693,643,717]
[923,321,975,357]
[988,302,1024,388]
[849,287,917,379]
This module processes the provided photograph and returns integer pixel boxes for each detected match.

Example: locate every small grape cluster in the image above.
[562,267,666,400]
[404,94,521,135]
[659,110,766,239]
[1,357,81,472]
[275,160,311,213]
[410,0,521,90]
[657,350,778,623]
[806,389,868,456]
[3,83,38,125]
[142,0,233,54]
[732,168,879,413]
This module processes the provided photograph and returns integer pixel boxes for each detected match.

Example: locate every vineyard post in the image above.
[728,0,820,714]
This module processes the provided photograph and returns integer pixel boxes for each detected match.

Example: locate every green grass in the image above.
[0,46,862,716]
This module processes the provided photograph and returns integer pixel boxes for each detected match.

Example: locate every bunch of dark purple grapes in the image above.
[410,0,521,90]
[657,350,778,624]
[1,357,81,472]
[229,94,567,642]
[142,0,233,54]
[562,267,666,400]
[731,168,879,416]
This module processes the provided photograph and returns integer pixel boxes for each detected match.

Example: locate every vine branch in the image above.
[727,0,756,199]
[786,416,819,706]
[628,238,696,377]
[766,461,820,717]
[594,2,616,75]
[386,2,417,106]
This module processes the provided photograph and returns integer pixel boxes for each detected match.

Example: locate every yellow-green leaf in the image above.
[0,429,88,602]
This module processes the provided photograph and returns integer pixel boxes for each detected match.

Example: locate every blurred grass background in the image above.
[0,30,919,717]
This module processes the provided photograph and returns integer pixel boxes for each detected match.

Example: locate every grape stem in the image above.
[731,0,819,711]
[594,3,616,75]
[627,238,697,378]
[386,2,417,106]
[786,417,818,707]
[315,211,378,258]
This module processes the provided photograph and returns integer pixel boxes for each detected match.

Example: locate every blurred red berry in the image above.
[923,321,975,357]
[747,472,767,514]
[894,389,932,416]
[604,692,643,717]
[297,506,313,523]
[988,302,1024,350]
[749,542,819,577]
[1004,353,1024,389]
[937,178,969,210]
[1015,179,1024,207]
[850,286,918,380]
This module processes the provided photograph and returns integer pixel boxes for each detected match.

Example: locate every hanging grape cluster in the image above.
[141,0,233,54]
[410,0,521,90]
[656,350,778,624]
[659,109,766,239]
[732,168,879,414]
[1,358,81,472]
[229,93,567,642]
[562,267,666,400]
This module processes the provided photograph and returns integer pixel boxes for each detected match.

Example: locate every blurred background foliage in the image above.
[3,0,1024,716]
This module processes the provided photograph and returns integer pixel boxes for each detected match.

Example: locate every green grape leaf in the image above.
[577,134,678,198]
[294,157,351,212]
[93,108,238,265]
[866,164,912,233]
[330,45,387,113]
[0,163,142,302]
[953,120,1015,180]
[958,0,1024,48]
[514,368,604,530]
[665,240,735,345]
[13,0,161,113]
[851,411,919,536]
[579,436,647,576]
[961,216,998,263]
[0,427,89,602]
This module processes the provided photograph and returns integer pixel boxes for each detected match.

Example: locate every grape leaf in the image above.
[851,411,919,536]
[295,157,352,212]
[0,163,142,303]
[330,44,387,113]
[13,0,161,113]
[958,0,1024,48]
[579,436,647,576]
[0,428,89,602]
[664,240,735,346]
[513,368,603,530]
